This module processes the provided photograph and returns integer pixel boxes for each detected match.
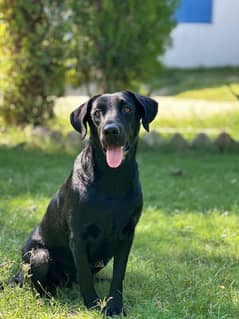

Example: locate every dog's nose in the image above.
[103,123,120,137]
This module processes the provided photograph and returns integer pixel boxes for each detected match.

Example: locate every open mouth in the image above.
[104,143,130,168]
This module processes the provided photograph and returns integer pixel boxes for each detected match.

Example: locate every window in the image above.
[175,0,213,23]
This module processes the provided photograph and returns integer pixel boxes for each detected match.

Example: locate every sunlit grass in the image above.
[1,97,239,148]
[1,147,239,318]
[155,67,239,102]
[151,108,239,140]
[176,84,239,101]
[1,67,239,146]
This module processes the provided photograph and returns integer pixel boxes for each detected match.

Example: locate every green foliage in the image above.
[0,1,177,124]
[1,148,239,318]
[68,0,177,93]
[0,0,66,126]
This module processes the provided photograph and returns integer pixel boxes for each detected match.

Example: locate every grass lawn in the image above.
[1,96,239,147]
[1,146,239,318]
[154,67,239,101]
[150,99,239,141]
[1,67,239,145]
[1,69,239,147]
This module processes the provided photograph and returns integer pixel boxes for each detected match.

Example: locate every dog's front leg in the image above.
[104,234,134,316]
[69,237,100,310]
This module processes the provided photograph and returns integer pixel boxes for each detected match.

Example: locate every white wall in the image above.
[163,0,239,68]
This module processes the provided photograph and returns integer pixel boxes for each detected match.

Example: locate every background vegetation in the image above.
[68,0,177,93]
[0,0,177,126]
[0,0,66,125]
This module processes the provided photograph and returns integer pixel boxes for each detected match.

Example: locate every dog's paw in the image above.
[85,297,101,311]
[102,297,126,317]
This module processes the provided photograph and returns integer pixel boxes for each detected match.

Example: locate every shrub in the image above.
[0,0,66,126]
[68,0,177,93]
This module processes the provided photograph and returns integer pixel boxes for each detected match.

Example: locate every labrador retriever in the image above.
[18,91,158,316]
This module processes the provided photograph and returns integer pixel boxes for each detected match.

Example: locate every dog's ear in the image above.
[70,95,100,139]
[125,91,158,132]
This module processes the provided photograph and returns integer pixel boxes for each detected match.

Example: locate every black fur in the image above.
[17,91,158,316]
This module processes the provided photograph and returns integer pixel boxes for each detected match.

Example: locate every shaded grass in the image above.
[1,147,239,318]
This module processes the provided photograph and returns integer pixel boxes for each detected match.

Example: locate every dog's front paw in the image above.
[103,297,126,317]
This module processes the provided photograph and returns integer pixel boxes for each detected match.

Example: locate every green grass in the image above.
[151,109,239,140]
[1,67,239,145]
[1,101,239,145]
[153,67,239,139]
[155,67,239,101]
[1,67,239,317]
[1,146,239,318]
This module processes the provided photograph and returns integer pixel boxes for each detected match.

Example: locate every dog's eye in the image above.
[94,109,101,120]
[122,106,132,114]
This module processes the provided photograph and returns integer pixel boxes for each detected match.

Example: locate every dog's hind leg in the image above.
[23,248,53,296]
[1,248,51,294]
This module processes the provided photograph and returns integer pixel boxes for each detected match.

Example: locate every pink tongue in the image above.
[106,147,123,168]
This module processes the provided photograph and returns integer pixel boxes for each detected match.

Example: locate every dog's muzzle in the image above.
[102,123,128,169]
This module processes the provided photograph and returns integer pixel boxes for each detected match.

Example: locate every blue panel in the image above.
[175,0,213,23]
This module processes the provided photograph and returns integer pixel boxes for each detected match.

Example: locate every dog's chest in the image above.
[78,192,140,235]
[79,198,138,262]
[70,188,142,260]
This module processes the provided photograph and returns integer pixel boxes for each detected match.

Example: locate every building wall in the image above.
[163,0,239,68]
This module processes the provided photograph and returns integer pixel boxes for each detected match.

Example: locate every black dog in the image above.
[18,91,158,316]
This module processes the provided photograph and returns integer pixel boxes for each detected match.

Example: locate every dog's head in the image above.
[70,91,158,168]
